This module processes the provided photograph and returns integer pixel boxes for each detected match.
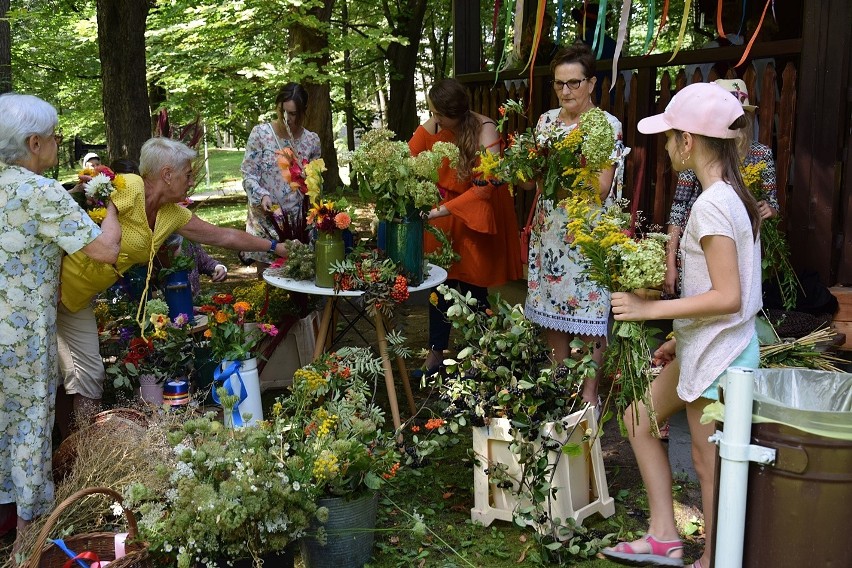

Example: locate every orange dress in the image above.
[409,126,523,288]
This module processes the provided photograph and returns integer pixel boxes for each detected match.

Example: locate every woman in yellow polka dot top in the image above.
[56,137,291,433]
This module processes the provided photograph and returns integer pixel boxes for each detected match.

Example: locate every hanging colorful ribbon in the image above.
[716,0,726,41]
[594,1,609,60]
[212,361,249,427]
[666,0,693,62]
[611,0,632,92]
[646,0,669,54]
[642,0,656,54]
[735,0,773,68]
[524,0,548,111]
[555,0,564,49]
[496,0,517,73]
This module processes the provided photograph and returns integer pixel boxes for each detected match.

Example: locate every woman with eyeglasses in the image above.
[524,42,627,412]
[0,93,120,548]
[241,82,321,277]
[56,137,291,437]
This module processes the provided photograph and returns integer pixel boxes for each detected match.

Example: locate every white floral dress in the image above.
[524,109,626,337]
[241,123,321,263]
[0,163,100,519]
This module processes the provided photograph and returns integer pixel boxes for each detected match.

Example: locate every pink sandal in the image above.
[602,534,684,566]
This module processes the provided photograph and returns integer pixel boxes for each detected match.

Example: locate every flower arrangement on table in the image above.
[428,284,599,543]
[73,165,124,224]
[306,197,353,234]
[329,247,410,319]
[742,161,799,310]
[563,197,668,435]
[347,127,459,221]
[105,298,196,390]
[475,100,615,201]
[199,292,279,362]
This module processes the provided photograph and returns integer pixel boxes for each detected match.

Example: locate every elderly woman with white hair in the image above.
[56,137,289,433]
[0,93,120,545]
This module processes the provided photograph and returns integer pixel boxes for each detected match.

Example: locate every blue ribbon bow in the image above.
[212,361,249,427]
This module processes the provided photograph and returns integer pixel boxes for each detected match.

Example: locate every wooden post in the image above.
[452,0,481,75]
[790,0,852,285]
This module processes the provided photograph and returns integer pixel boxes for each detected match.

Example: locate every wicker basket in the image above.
[22,487,151,568]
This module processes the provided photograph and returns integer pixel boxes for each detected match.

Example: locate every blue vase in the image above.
[163,269,194,322]
[385,217,424,286]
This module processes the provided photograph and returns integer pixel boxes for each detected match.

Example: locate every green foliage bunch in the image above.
[232,280,302,324]
[431,285,596,430]
[429,285,605,553]
[348,128,459,220]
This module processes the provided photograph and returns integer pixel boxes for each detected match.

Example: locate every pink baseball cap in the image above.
[637,82,745,139]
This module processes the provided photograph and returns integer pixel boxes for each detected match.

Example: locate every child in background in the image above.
[602,83,762,568]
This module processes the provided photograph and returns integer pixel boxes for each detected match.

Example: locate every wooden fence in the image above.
[458,39,802,233]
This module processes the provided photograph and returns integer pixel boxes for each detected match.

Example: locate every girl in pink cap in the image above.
[602,82,763,568]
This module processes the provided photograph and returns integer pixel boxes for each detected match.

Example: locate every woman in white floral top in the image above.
[524,43,627,410]
[0,94,120,546]
[241,83,321,274]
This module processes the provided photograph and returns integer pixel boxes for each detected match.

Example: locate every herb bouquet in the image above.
[742,160,799,310]
[563,198,668,435]
[475,100,615,200]
[348,128,459,220]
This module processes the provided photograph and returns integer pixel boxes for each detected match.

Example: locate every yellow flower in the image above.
[429,292,438,306]
[150,313,168,330]
[113,174,126,192]
[87,207,107,224]
[312,450,340,482]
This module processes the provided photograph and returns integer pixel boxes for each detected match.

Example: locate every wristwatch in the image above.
[268,239,278,253]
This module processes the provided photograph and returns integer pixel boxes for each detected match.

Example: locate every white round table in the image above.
[264,264,448,429]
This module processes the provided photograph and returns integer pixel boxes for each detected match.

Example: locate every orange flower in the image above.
[411,425,421,433]
[203,329,212,338]
[214,311,229,324]
[233,301,251,314]
[429,292,438,307]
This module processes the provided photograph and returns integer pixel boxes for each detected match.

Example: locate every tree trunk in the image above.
[96,0,151,163]
[384,0,428,141]
[0,0,11,93]
[290,0,341,191]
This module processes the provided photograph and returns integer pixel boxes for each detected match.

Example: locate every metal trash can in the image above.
[742,368,852,567]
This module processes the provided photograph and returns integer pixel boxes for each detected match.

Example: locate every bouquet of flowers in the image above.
[742,161,799,310]
[273,349,401,498]
[347,128,459,220]
[276,147,326,201]
[329,247,410,318]
[106,308,195,389]
[306,198,353,234]
[563,197,668,434]
[74,165,123,224]
[199,292,279,362]
[475,101,615,200]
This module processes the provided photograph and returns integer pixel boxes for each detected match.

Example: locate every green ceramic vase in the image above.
[314,231,345,288]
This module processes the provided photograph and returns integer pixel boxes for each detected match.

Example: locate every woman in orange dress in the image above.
[409,78,523,372]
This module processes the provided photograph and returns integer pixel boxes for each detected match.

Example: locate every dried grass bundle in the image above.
[3,407,186,568]
[759,327,847,372]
